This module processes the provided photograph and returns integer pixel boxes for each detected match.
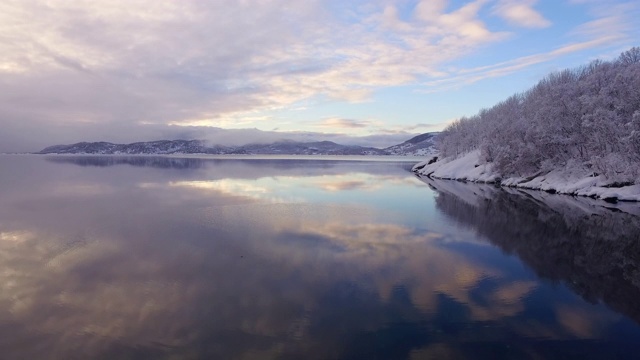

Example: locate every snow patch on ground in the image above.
[413,151,640,202]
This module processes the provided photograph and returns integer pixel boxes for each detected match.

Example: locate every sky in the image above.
[0,0,639,152]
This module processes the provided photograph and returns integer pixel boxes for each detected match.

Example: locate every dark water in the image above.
[1,155,640,359]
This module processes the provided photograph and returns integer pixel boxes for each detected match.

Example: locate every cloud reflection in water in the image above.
[0,156,639,359]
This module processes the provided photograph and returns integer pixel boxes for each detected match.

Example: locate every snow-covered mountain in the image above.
[38,140,218,155]
[37,139,390,155]
[384,132,438,156]
[233,140,389,155]
[37,133,439,156]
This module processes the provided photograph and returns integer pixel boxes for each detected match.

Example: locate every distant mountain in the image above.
[384,132,438,156]
[37,139,389,155]
[235,140,389,155]
[38,140,221,155]
[37,133,439,156]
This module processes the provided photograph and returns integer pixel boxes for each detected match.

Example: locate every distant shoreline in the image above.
[3,153,426,162]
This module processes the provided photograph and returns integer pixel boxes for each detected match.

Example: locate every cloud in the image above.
[0,0,637,151]
[415,0,449,22]
[313,117,374,129]
[492,0,551,28]
[571,0,639,39]
[398,122,453,132]
[421,37,619,91]
[0,1,510,149]
[419,0,639,92]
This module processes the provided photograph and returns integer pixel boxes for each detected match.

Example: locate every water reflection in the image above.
[425,178,640,325]
[0,156,639,359]
[47,155,208,169]
[46,155,420,172]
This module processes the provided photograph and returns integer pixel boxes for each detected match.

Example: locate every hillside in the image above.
[36,136,438,156]
[384,132,438,156]
[414,47,640,202]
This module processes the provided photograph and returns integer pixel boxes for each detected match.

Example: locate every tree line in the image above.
[437,47,640,183]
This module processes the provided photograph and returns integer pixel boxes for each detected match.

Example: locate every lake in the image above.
[1,155,639,359]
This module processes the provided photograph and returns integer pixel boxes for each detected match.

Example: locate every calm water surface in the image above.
[1,155,639,359]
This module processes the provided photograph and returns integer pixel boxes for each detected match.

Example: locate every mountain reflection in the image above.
[43,155,420,181]
[46,155,208,169]
[426,178,640,325]
[45,155,418,172]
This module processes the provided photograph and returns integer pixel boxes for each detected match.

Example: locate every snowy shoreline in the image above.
[413,150,640,202]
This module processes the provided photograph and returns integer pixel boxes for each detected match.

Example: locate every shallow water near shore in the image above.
[1,155,639,359]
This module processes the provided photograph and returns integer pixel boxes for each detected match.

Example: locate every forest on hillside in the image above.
[437,47,640,184]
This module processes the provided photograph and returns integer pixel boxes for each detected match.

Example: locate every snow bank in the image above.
[413,151,640,202]
[413,150,499,183]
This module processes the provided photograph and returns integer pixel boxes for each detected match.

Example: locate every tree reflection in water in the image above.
[427,178,640,324]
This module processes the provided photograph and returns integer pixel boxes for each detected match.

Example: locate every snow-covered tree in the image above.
[436,47,640,183]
